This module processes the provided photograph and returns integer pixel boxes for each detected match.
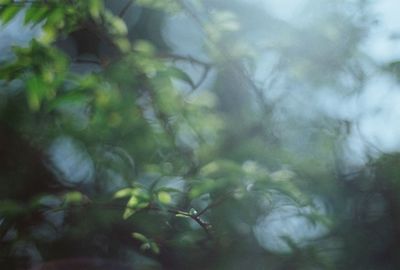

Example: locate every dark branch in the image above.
[119,0,135,18]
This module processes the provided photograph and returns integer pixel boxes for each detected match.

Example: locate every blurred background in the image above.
[2,0,400,269]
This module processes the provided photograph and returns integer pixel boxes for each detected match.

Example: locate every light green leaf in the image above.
[0,5,21,25]
[114,188,134,198]
[24,6,49,25]
[89,0,103,19]
[123,207,135,220]
[63,191,84,204]
[110,16,128,35]
[166,67,195,88]
[26,76,46,111]
[132,232,149,242]
[133,40,155,55]
[127,195,139,207]
[157,191,172,204]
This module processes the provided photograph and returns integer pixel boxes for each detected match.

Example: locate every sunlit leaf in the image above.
[133,40,156,55]
[109,16,128,35]
[89,0,103,19]
[63,191,84,204]
[123,207,135,220]
[114,188,134,198]
[26,76,46,111]
[157,191,172,204]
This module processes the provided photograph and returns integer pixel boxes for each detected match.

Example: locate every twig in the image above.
[157,53,212,67]
[157,52,213,91]
[44,201,213,238]
[119,0,135,18]
[195,190,235,218]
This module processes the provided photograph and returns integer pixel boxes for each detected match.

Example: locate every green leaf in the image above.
[165,67,195,88]
[47,92,89,111]
[175,213,189,218]
[24,6,49,25]
[109,16,128,35]
[123,207,135,220]
[132,232,149,242]
[189,179,217,199]
[157,191,172,204]
[133,40,155,55]
[89,0,103,19]
[150,242,160,254]
[114,188,134,198]
[26,76,46,111]
[63,191,84,204]
[122,193,149,219]
[0,5,21,25]
[114,37,131,53]
[155,187,183,194]
[127,195,139,207]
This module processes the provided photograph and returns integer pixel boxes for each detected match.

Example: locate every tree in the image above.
[1,0,399,269]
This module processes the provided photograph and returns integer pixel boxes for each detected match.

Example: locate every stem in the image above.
[44,200,213,238]
[119,0,135,18]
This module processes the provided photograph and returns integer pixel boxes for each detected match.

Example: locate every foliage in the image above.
[1,0,400,269]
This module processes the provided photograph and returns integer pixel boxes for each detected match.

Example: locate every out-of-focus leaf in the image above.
[114,188,134,198]
[133,40,155,55]
[133,232,160,254]
[140,242,151,251]
[89,0,103,19]
[108,15,128,35]
[63,191,84,204]
[0,5,22,25]
[136,0,180,12]
[123,207,135,220]
[157,191,172,204]
[47,92,89,111]
[24,6,49,25]
[26,76,46,111]
[175,213,190,218]
[189,179,217,199]
[0,200,25,217]
[132,232,149,242]
[165,67,195,88]
[150,242,160,254]
[121,187,150,219]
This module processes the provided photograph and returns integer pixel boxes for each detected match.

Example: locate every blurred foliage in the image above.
[0,0,400,269]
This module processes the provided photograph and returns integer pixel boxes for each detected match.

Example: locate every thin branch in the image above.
[44,201,213,238]
[195,190,235,217]
[119,0,135,18]
[157,52,213,91]
[158,53,212,67]
[193,64,211,90]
